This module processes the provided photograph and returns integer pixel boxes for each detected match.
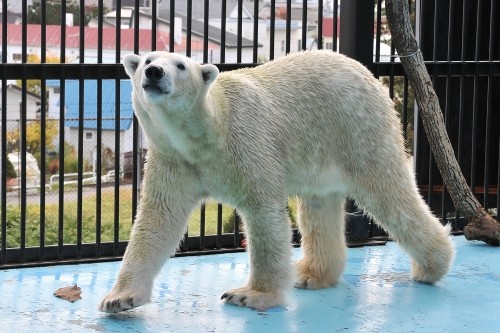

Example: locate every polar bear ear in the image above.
[201,64,219,85]
[123,54,142,78]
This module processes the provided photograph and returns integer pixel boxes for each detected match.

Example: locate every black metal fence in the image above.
[414,0,500,231]
[0,0,498,268]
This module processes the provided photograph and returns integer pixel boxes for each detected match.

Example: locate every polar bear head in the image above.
[123,51,219,109]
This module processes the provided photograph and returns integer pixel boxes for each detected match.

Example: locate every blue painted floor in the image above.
[1,236,499,333]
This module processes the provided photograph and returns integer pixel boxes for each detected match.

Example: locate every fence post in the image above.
[339,0,375,69]
[339,1,375,242]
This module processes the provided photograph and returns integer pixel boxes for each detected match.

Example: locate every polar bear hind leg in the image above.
[295,193,347,289]
[350,165,455,284]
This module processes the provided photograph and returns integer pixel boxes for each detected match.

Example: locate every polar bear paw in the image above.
[99,289,150,313]
[295,274,336,290]
[221,286,285,311]
[294,259,340,289]
[410,258,451,284]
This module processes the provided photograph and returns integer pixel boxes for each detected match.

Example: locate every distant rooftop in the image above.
[1,23,206,54]
[100,7,257,49]
[157,9,257,48]
[157,0,255,21]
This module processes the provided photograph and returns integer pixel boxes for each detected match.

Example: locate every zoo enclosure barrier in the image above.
[0,0,498,268]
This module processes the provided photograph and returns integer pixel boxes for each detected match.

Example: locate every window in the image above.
[85,132,93,140]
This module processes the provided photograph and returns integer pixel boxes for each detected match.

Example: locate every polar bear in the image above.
[99,50,454,312]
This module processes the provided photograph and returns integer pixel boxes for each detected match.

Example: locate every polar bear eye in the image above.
[145,59,151,65]
[176,63,186,70]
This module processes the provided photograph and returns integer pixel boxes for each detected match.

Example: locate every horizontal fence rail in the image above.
[0,0,498,268]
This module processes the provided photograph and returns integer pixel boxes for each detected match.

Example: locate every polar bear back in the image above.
[207,50,406,195]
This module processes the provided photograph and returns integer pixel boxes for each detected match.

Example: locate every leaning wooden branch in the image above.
[385,0,500,246]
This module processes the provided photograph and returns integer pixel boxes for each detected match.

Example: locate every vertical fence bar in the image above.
[286,0,291,54]
[441,0,456,223]
[253,0,259,62]
[186,0,192,58]
[199,203,206,250]
[58,0,67,260]
[270,0,275,60]
[96,0,104,256]
[113,0,122,256]
[113,83,121,252]
[75,0,87,259]
[203,0,209,63]
[95,83,102,251]
[77,77,84,259]
[200,0,209,237]
[168,0,174,52]
[233,210,240,247]
[180,0,190,251]
[332,0,338,51]
[402,0,412,145]
[132,0,140,224]
[152,0,157,51]
[220,0,226,62]
[375,0,382,65]
[426,0,440,210]
[335,2,376,244]
[301,0,307,51]
[20,0,28,262]
[471,0,484,196]
[39,0,48,261]
[457,0,469,177]
[339,0,372,65]
[431,0,439,68]
[317,0,323,50]
[454,0,467,226]
[216,203,223,249]
[389,44,395,100]
[483,0,496,208]
[237,0,243,63]
[1,0,7,264]
[402,76,409,141]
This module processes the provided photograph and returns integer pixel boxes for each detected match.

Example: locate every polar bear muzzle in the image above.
[142,64,172,96]
[144,64,165,81]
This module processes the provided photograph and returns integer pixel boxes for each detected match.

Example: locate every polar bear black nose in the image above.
[144,65,165,81]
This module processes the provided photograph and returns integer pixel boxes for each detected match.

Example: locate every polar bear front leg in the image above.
[99,159,201,313]
[221,205,293,310]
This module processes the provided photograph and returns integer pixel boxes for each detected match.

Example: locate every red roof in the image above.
[1,23,209,53]
[322,18,341,38]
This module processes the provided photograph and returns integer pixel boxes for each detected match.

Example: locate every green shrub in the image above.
[222,209,239,234]
[0,196,299,249]
[187,201,235,236]
[1,189,134,248]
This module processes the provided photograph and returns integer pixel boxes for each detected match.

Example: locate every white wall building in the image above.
[0,84,40,132]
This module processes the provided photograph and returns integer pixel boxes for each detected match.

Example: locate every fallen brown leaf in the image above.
[54,284,82,302]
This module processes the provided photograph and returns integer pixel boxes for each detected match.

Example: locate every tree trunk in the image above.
[385,0,500,246]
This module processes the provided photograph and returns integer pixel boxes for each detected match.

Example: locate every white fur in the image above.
[99,50,454,312]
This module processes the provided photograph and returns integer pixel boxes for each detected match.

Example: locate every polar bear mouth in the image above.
[142,84,170,95]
